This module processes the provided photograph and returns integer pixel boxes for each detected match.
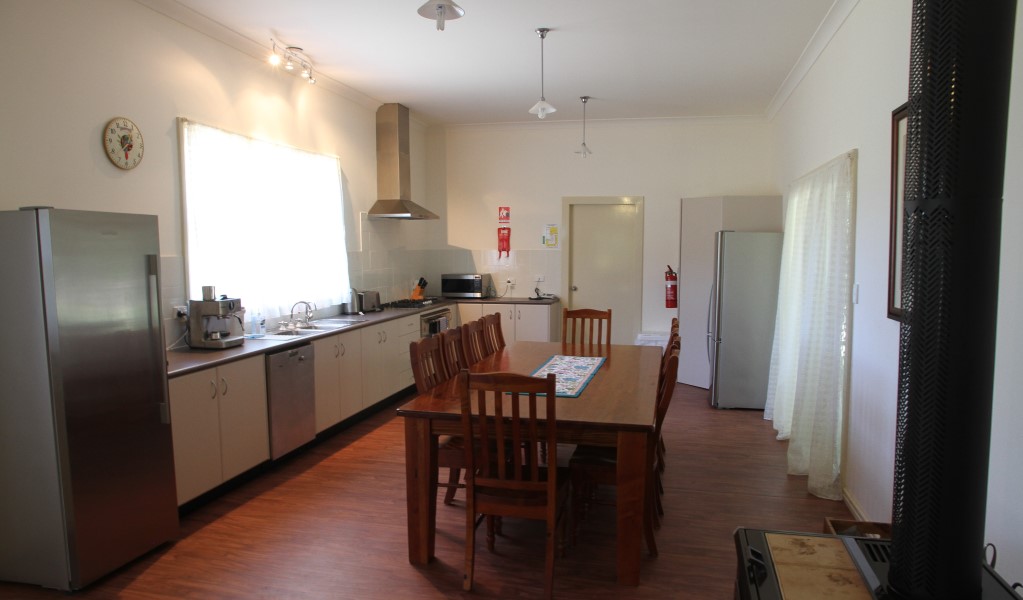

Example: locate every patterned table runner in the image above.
[530,355,606,397]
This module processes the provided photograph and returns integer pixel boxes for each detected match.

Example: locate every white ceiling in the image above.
[142,0,847,125]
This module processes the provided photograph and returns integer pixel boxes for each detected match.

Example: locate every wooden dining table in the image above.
[396,340,662,586]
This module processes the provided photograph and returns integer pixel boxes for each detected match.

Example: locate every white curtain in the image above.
[180,119,350,320]
[764,150,857,500]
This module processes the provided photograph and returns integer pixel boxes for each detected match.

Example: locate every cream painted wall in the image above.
[773,0,1023,583]
[0,0,448,330]
[773,0,909,526]
[440,118,779,333]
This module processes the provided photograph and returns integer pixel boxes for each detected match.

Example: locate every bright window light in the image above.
[179,119,350,319]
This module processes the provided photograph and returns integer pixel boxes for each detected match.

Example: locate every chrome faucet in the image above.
[290,301,316,327]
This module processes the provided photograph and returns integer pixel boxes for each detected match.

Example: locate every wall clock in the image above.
[103,117,144,170]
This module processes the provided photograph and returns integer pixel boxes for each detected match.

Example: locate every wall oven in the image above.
[421,307,452,338]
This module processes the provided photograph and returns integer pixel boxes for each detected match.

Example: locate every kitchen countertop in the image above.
[165,297,558,377]
[166,303,454,378]
[458,296,560,305]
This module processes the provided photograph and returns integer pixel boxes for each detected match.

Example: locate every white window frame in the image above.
[178,118,350,321]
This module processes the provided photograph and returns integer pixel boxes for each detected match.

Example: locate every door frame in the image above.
[561,196,645,333]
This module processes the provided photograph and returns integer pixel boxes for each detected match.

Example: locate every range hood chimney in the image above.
[369,103,439,220]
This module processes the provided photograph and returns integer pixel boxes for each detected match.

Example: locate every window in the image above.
[179,119,350,319]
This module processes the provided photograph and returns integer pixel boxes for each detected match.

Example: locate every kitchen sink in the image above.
[267,329,319,336]
[313,318,369,325]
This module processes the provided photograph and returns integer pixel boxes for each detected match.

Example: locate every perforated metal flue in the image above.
[888,1,1015,598]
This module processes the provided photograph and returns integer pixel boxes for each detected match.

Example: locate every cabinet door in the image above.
[360,323,389,407]
[169,368,223,505]
[313,334,343,432]
[217,356,269,481]
[337,329,363,418]
[515,303,553,342]
[393,316,418,393]
[457,303,483,326]
[487,304,518,345]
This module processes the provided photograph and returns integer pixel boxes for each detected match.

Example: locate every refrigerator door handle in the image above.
[146,254,171,425]
[706,281,716,363]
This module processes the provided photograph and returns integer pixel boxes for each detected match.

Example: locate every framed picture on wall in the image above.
[888,102,909,320]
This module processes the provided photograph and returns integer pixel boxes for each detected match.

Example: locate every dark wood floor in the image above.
[1,384,851,599]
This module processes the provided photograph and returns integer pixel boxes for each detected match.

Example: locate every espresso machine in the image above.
[187,286,245,349]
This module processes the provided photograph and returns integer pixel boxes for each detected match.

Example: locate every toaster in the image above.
[357,290,382,312]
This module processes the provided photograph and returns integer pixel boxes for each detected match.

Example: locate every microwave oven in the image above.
[441,273,494,298]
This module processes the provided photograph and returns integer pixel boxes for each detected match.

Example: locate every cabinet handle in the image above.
[382,331,388,343]
[334,343,340,358]
[220,377,228,397]
[339,343,346,357]
[209,380,217,399]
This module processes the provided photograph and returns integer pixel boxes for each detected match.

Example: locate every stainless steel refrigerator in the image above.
[707,231,783,409]
[0,208,178,590]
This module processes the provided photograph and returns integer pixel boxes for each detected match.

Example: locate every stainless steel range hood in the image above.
[369,103,439,220]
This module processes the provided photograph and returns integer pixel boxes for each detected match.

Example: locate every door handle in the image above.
[571,285,578,291]
[220,377,228,397]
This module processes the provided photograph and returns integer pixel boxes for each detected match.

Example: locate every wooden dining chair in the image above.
[439,326,468,374]
[410,335,449,394]
[409,336,466,506]
[562,308,612,346]
[569,348,679,557]
[481,312,506,354]
[656,334,681,477]
[457,370,569,599]
[461,319,488,364]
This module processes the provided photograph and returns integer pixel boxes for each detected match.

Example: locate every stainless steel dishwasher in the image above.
[266,344,316,459]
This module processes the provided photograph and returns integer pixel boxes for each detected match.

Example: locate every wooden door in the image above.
[564,197,643,345]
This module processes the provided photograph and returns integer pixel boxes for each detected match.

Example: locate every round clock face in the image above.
[103,117,144,170]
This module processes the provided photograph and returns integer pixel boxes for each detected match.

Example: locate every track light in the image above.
[268,39,316,85]
[528,28,556,119]
[418,0,464,31]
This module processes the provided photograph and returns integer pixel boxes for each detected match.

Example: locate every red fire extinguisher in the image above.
[665,265,678,308]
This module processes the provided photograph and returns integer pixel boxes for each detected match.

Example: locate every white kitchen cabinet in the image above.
[513,302,558,342]
[169,356,269,505]
[459,301,560,344]
[313,328,363,433]
[361,315,418,407]
[457,302,483,326]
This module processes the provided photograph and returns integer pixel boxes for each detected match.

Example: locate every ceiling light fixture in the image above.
[418,0,464,31]
[528,28,556,120]
[268,39,316,85]
[576,96,592,157]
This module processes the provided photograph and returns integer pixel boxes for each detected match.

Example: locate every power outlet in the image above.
[505,277,515,286]
[173,305,188,320]
[534,274,545,282]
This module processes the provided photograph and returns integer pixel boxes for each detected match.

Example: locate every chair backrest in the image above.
[655,349,680,437]
[462,319,488,364]
[439,326,468,374]
[481,312,506,354]
[457,370,558,499]
[658,333,681,390]
[410,335,451,395]
[562,308,612,346]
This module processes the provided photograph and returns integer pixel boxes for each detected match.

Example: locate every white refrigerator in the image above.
[708,231,783,409]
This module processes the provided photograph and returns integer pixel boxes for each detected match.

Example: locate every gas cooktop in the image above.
[385,297,441,309]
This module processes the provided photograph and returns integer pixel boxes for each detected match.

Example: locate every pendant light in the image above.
[528,28,556,119]
[575,96,592,157]
[418,0,464,31]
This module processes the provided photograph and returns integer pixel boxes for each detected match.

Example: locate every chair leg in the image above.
[464,508,476,592]
[544,516,557,600]
[443,467,461,505]
[486,515,497,551]
[644,474,659,557]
